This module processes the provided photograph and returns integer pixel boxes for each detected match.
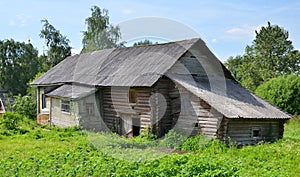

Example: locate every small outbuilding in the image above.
[31,38,290,145]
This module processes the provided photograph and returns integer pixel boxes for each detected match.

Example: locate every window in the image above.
[252,128,261,139]
[86,103,94,116]
[129,90,137,103]
[42,94,46,109]
[61,100,70,113]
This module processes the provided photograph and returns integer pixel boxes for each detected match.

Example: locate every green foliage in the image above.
[158,129,186,149]
[0,112,24,130]
[284,115,300,139]
[0,118,300,176]
[255,74,300,115]
[40,19,71,68]
[133,39,157,46]
[179,134,212,152]
[225,22,300,91]
[12,94,37,120]
[138,127,157,140]
[26,72,45,100]
[0,39,39,95]
[81,6,121,53]
[0,112,34,134]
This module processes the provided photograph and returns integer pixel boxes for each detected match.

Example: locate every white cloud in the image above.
[9,13,32,27]
[225,24,263,40]
[121,9,134,15]
[211,38,217,43]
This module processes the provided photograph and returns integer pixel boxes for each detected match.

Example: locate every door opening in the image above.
[132,118,140,136]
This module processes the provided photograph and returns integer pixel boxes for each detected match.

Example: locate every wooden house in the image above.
[31,38,290,145]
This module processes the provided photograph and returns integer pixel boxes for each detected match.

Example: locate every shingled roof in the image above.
[31,38,199,86]
[32,38,290,119]
[168,74,290,119]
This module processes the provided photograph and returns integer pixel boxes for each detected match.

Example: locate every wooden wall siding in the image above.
[50,98,79,127]
[172,86,198,135]
[134,88,152,130]
[102,87,152,136]
[217,117,229,142]
[151,78,174,136]
[226,119,284,145]
[77,93,104,131]
[173,85,223,137]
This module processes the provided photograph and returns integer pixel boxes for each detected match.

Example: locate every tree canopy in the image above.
[255,74,300,115]
[133,39,157,46]
[81,6,121,53]
[40,19,71,69]
[225,22,300,91]
[0,39,39,95]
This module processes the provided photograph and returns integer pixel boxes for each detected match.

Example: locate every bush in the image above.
[159,130,186,149]
[12,94,37,119]
[180,134,212,152]
[255,74,300,115]
[0,112,25,130]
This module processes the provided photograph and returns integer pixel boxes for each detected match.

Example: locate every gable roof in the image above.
[168,74,290,119]
[32,38,290,119]
[31,38,200,86]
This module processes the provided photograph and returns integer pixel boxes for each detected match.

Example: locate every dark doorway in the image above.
[132,118,140,136]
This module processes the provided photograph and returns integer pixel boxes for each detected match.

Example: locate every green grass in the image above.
[0,116,300,176]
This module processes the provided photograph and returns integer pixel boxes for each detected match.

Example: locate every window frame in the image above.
[129,89,137,104]
[42,94,46,109]
[86,103,95,116]
[251,127,261,139]
[61,100,71,113]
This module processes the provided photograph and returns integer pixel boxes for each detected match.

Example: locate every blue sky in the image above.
[0,0,299,61]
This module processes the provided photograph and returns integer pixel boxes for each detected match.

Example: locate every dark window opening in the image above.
[61,100,70,113]
[132,118,140,136]
[194,122,199,127]
[42,94,46,109]
[129,90,137,104]
[252,128,260,138]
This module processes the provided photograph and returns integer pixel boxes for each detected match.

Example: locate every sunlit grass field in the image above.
[0,116,299,176]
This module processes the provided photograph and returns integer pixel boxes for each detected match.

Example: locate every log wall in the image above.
[172,85,223,137]
[223,118,285,145]
[77,93,104,131]
[151,78,174,136]
[102,87,152,136]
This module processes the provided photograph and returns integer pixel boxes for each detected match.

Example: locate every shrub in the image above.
[12,94,37,119]
[255,74,300,115]
[159,130,186,149]
[180,134,212,152]
[0,112,25,130]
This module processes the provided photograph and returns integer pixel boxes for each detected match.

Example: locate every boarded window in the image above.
[86,103,94,116]
[129,90,137,103]
[61,100,70,113]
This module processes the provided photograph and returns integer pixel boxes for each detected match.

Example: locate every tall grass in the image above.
[0,115,299,176]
